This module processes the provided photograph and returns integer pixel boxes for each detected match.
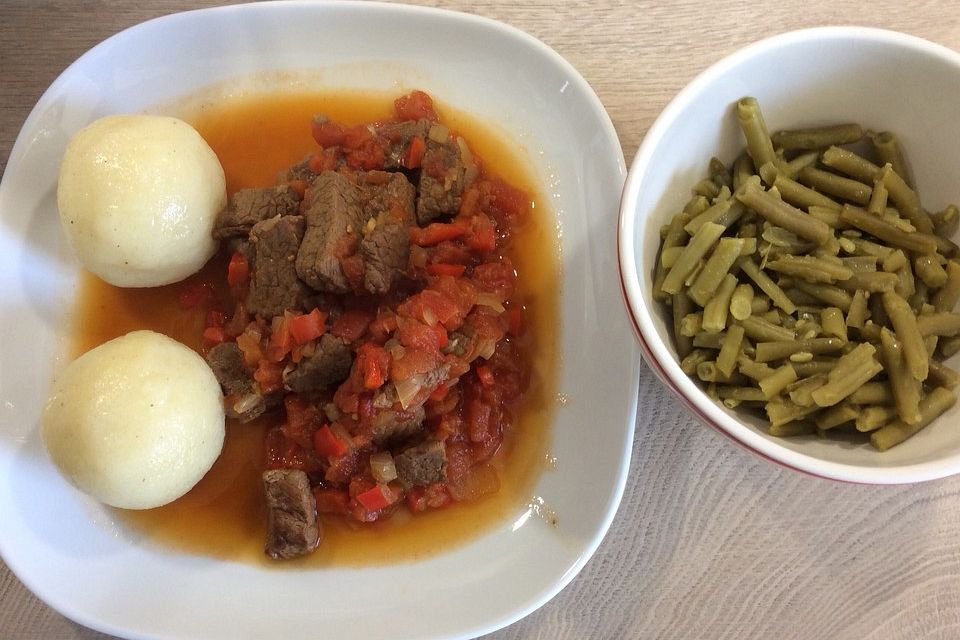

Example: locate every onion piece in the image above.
[457,137,479,185]
[369,451,398,483]
[231,393,262,415]
[428,123,449,143]
[475,292,505,313]
[395,375,423,409]
[476,338,497,360]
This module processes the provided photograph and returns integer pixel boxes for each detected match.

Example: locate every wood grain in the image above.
[5,1,960,639]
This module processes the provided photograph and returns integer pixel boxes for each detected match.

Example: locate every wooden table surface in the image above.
[5,1,960,638]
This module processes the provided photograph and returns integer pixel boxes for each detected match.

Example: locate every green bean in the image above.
[688,237,746,306]
[871,387,956,451]
[882,291,928,381]
[846,289,870,329]
[932,261,960,312]
[807,205,846,230]
[839,205,938,255]
[737,356,776,381]
[684,195,710,216]
[781,150,820,179]
[855,406,898,432]
[736,97,777,173]
[680,348,713,375]
[835,271,899,293]
[928,359,960,389]
[760,163,843,212]
[759,363,798,399]
[717,324,745,378]
[755,337,846,363]
[693,331,725,350]
[766,399,819,427]
[679,313,701,337]
[851,237,894,261]
[916,312,960,337]
[732,153,755,192]
[882,249,907,273]
[701,273,739,333]
[771,123,862,150]
[915,255,949,288]
[709,156,732,189]
[939,335,960,359]
[661,222,726,295]
[791,359,839,377]
[821,307,847,341]
[815,402,859,430]
[693,178,721,199]
[738,315,792,343]
[787,373,828,407]
[684,199,733,235]
[867,173,889,216]
[716,386,767,402]
[810,342,884,407]
[879,327,922,425]
[880,163,933,233]
[841,256,878,272]
[738,257,797,314]
[766,255,853,283]
[737,181,832,244]
[729,284,755,321]
[671,291,695,358]
[790,280,853,312]
[932,204,959,239]
[798,166,872,205]
[820,145,881,183]
[848,381,893,405]
[769,421,817,437]
[868,130,913,188]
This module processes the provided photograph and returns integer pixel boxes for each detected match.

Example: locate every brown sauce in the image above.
[69,90,559,566]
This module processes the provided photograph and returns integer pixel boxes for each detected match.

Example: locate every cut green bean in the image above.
[769,421,817,437]
[915,255,948,288]
[879,327,922,424]
[882,291,928,381]
[846,289,870,329]
[855,406,898,432]
[916,312,960,337]
[869,130,913,188]
[716,324,745,378]
[787,373,828,407]
[701,273,739,333]
[737,181,832,244]
[928,360,960,389]
[798,166,872,205]
[766,255,853,283]
[820,145,881,183]
[738,257,797,314]
[871,387,956,451]
[790,280,853,312]
[932,261,960,312]
[867,173,889,216]
[880,163,933,233]
[821,307,847,341]
[839,205,938,255]
[771,123,863,150]
[848,382,893,405]
[661,222,726,295]
[688,237,746,306]
[835,271,899,293]
[736,97,777,173]
[729,284,755,321]
[815,402,859,430]
[755,337,846,362]
[810,342,883,407]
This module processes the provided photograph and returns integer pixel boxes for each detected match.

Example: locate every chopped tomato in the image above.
[407,483,452,513]
[402,136,426,169]
[330,309,374,342]
[202,326,226,344]
[465,215,497,253]
[483,178,529,220]
[409,222,468,246]
[426,262,466,277]
[227,251,250,287]
[311,116,346,147]
[343,125,386,170]
[473,260,516,299]
[394,90,439,121]
[266,315,294,362]
[368,311,399,342]
[391,347,442,381]
[308,147,340,173]
[429,382,450,403]
[356,343,390,389]
[254,359,284,394]
[475,365,495,387]
[396,315,443,351]
[288,308,327,344]
[356,484,395,511]
[505,307,524,337]
[283,395,322,448]
[314,425,349,458]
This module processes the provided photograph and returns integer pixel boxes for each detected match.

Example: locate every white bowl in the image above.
[619,26,960,484]
[0,2,640,639]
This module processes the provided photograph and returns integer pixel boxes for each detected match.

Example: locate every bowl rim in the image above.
[618,25,960,485]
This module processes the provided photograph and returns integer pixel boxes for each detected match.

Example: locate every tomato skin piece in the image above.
[356,343,391,389]
[311,117,346,147]
[394,90,439,121]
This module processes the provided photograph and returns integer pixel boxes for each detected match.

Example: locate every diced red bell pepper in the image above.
[266,316,294,362]
[402,136,426,169]
[356,484,395,511]
[226,251,250,287]
[202,326,226,344]
[394,90,439,121]
[288,308,327,344]
[330,309,374,342]
[409,222,469,247]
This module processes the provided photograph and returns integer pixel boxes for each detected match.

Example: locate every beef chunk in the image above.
[375,119,431,170]
[205,342,266,423]
[262,469,321,560]
[295,171,365,293]
[359,171,416,294]
[246,215,309,318]
[394,440,447,487]
[214,185,301,239]
[416,136,473,224]
[282,334,353,394]
[370,405,426,446]
[284,157,317,184]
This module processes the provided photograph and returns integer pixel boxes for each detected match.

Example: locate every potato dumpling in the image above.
[41,330,225,510]
[57,114,226,287]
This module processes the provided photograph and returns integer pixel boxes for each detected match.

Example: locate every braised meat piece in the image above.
[358,171,416,295]
[295,171,365,293]
[417,136,473,224]
[394,440,447,487]
[262,469,322,560]
[369,405,426,446]
[375,119,431,170]
[246,215,309,318]
[214,185,301,240]
[282,334,353,394]
[205,342,266,423]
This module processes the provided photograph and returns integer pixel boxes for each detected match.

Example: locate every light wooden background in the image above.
[4,1,960,638]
